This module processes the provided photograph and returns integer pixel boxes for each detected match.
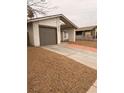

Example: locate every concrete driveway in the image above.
[42,43,97,70]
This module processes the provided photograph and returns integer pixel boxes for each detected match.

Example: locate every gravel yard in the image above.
[28,47,97,93]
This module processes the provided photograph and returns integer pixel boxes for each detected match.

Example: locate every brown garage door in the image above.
[39,26,57,46]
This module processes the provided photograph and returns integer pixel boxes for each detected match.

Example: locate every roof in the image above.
[76,25,97,31]
[27,14,78,29]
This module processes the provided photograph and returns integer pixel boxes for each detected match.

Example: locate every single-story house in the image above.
[75,25,97,40]
[27,14,78,47]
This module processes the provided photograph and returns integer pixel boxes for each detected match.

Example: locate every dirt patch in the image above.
[70,40,97,48]
[28,47,97,93]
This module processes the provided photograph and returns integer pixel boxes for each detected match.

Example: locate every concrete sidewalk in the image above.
[87,80,97,93]
[42,44,97,70]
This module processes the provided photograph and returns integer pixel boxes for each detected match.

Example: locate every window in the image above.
[76,31,82,35]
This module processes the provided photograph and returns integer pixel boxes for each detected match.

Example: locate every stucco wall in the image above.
[85,32,91,36]
[56,18,61,44]
[30,18,61,46]
[68,28,75,42]
[61,30,69,41]
[38,18,57,27]
[32,22,40,46]
[28,17,75,46]
[27,23,34,45]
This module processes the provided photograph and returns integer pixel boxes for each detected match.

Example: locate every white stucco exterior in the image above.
[27,16,76,47]
[32,22,40,47]
[30,18,60,46]
[38,18,57,27]
[56,18,61,44]
[27,23,34,45]
[68,28,75,42]
[61,30,69,41]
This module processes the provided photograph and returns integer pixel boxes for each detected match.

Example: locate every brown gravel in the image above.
[28,47,97,93]
[70,40,97,48]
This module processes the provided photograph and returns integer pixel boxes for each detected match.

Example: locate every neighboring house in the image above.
[27,14,78,47]
[76,25,97,40]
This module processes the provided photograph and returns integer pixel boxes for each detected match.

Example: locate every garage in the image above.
[27,14,77,47]
[39,26,57,46]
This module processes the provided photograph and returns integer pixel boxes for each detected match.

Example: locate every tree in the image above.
[27,0,57,18]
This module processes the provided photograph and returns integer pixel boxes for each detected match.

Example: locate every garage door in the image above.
[39,26,57,46]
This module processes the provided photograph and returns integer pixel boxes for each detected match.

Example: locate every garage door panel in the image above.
[39,27,57,46]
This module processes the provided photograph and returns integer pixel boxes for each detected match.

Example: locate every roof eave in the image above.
[27,14,78,29]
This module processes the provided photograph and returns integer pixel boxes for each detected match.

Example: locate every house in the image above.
[27,14,78,47]
[75,25,97,40]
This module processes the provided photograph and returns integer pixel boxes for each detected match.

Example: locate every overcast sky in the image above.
[46,0,97,27]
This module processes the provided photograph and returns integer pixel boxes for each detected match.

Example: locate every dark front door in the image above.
[39,26,57,46]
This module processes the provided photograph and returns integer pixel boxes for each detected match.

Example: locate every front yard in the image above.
[70,40,97,48]
[28,47,97,93]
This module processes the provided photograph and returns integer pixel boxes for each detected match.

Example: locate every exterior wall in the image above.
[27,23,34,45]
[56,18,61,44]
[28,17,76,46]
[85,32,91,36]
[61,30,69,41]
[38,18,57,27]
[84,31,92,40]
[68,28,75,42]
[61,31,64,41]
[30,18,61,46]
[32,22,40,47]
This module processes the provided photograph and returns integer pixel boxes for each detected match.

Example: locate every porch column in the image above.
[68,29,76,42]
[56,18,61,44]
[32,22,40,47]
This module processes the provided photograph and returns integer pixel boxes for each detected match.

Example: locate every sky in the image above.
[46,0,97,27]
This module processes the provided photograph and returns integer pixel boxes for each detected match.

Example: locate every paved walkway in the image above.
[42,43,97,69]
[87,80,97,93]
[42,43,97,93]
